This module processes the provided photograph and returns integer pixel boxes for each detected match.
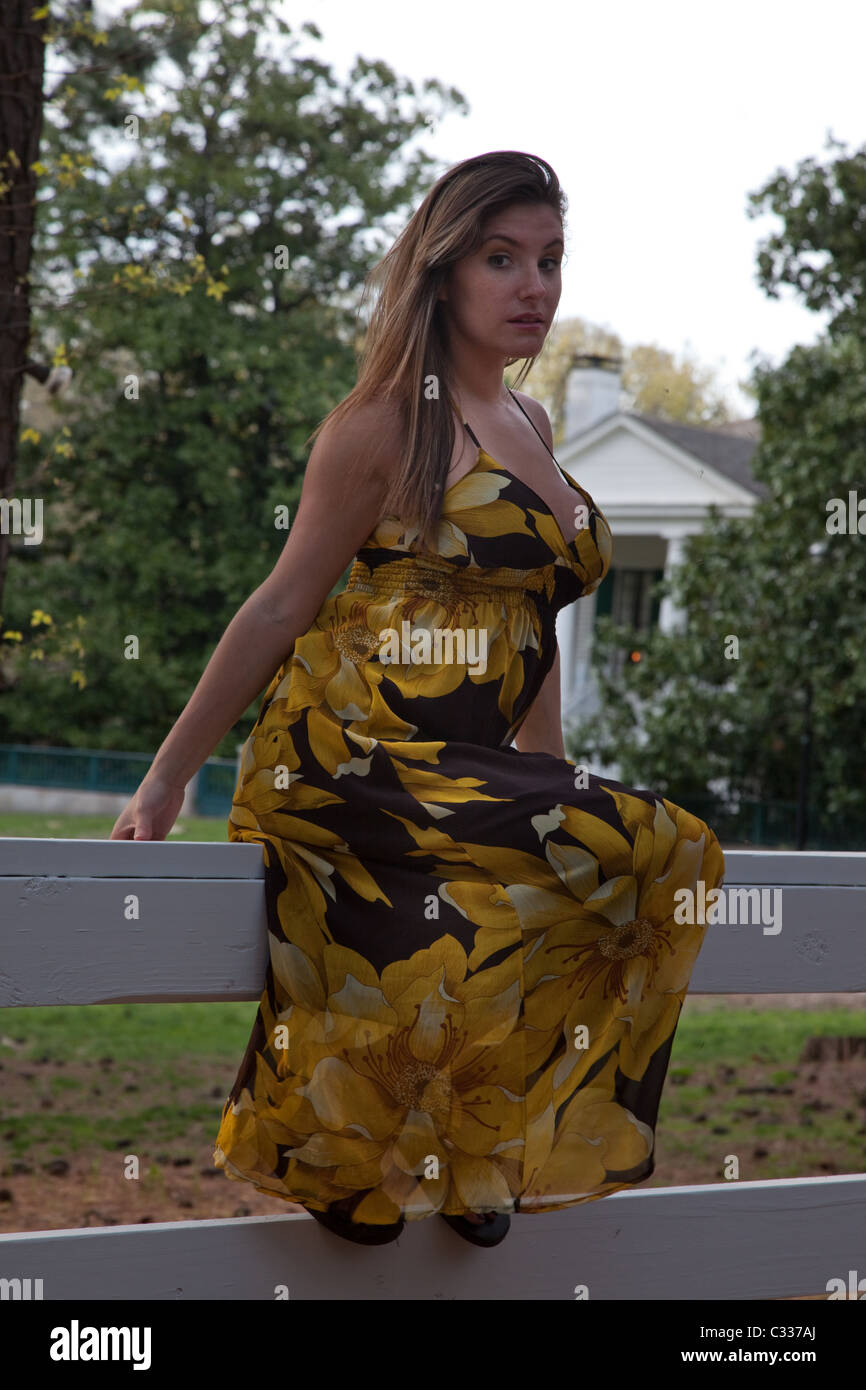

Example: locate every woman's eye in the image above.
[488,254,561,270]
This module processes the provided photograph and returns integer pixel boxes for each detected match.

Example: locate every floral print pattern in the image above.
[213,445,725,1221]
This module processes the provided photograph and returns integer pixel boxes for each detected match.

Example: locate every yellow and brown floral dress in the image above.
[214,400,726,1225]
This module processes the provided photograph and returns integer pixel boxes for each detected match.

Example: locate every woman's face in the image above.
[438,201,564,362]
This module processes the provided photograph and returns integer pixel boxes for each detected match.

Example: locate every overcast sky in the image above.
[291,0,866,420]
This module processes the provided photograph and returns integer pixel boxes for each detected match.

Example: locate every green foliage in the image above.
[571,332,866,817]
[747,130,866,338]
[6,0,466,751]
[567,132,866,824]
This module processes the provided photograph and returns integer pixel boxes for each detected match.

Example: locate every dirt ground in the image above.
[1,993,863,1238]
[0,1146,302,1233]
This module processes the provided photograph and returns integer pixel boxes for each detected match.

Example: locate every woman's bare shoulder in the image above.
[510,388,554,446]
[319,394,406,481]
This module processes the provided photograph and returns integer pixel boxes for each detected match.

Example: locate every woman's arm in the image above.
[147,402,400,789]
[509,392,568,760]
[513,646,566,760]
[147,594,309,788]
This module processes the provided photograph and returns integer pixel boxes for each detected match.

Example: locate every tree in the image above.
[2,0,465,753]
[1,0,194,691]
[522,317,741,446]
[568,134,866,843]
[747,129,866,338]
[0,2,49,612]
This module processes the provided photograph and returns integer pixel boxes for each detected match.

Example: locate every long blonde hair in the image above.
[305,150,567,552]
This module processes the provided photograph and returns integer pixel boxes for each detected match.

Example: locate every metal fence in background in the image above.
[0,743,239,818]
[684,795,866,853]
[2,744,866,848]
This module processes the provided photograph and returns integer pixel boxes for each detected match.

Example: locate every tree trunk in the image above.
[799,1036,866,1063]
[0,4,48,617]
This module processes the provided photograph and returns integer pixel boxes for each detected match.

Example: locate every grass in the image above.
[2,1000,864,1173]
[2,1002,258,1065]
[3,999,863,1070]
[0,811,230,842]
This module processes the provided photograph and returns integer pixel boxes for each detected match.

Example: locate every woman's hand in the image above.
[109,772,188,842]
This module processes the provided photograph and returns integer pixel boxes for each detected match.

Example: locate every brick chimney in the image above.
[562,353,624,441]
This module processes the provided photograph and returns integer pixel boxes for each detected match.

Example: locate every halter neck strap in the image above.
[462,387,558,462]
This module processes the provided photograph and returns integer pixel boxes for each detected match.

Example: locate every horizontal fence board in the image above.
[4,840,866,884]
[1,1176,864,1301]
[721,849,866,885]
[0,878,269,1006]
[688,884,866,992]
[2,844,866,1004]
[0,837,266,880]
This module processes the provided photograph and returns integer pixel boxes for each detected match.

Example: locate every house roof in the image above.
[625,411,770,499]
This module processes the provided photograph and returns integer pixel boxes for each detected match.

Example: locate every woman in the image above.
[112,150,725,1250]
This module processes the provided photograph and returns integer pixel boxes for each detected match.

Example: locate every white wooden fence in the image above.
[1,838,864,1300]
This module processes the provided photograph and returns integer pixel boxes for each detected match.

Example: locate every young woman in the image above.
[112,151,726,1250]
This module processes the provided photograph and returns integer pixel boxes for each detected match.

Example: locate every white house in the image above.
[555,354,766,764]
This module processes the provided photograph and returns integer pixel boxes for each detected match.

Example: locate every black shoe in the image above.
[440,1211,511,1247]
[307,1196,404,1246]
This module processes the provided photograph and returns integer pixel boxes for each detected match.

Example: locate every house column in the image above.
[558,588,599,722]
[557,604,577,710]
[657,534,687,633]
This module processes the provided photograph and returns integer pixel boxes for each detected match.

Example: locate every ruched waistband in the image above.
[346,556,552,605]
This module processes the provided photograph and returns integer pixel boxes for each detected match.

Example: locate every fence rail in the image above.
[1,839,864,1299]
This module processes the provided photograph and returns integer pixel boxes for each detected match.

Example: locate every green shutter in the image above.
[594,568,614,621]
[648,567,665,629]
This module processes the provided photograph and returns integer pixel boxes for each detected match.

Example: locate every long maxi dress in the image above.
[213,389,726,1225]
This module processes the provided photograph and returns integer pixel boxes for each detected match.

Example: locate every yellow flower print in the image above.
[259,935,529,1221]
[372,464,536,560]
[441,464,536,552]
[376,598,540,716]
[520,793,724,1090]
[522,1052,654,1208]
[215,423,722,1224]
